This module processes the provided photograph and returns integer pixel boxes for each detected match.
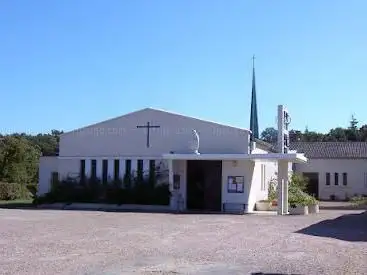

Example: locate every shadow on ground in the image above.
[252,273,302,275]
[0,203,243,215]
[296,211,367,242]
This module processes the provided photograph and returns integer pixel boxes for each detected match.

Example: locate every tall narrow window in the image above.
[137,159,144,183]
[149,160,156,185]
[343,173,347,186]
[114,159,120,181]
[326,173,330,185]
[334,173,339,186]
[51,171,59,190]
[124,159,132,186]
[80,159,86,184]
[91,159,97,180]
[125,160,131,176]
[102,159,108,184]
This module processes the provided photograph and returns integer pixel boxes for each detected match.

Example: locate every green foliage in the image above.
[0,182,32,200]
[268,173,318,207]
[0,136,41,184]
[35,175,171,206]
[350,195,367,206]
[261,115,367,142]
[268,178,277,201]
[289,173,308,191]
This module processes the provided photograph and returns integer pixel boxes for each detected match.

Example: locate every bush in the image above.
[35,176,171,205]
[268,173,317,207]
[0,182,32,200]
[350,195,367,206]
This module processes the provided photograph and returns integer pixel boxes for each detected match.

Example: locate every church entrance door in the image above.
[186,160,222,211]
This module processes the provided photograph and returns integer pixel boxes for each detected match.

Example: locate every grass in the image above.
[0,199,34,208]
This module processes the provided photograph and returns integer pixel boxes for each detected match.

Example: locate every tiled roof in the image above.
[289,142,367,159]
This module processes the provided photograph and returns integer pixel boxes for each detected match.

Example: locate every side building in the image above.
[290,142,367,200]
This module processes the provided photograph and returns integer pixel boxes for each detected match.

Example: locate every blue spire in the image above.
[250,55,259,140]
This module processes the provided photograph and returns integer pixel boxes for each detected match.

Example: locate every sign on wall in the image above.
[227,176,244,193]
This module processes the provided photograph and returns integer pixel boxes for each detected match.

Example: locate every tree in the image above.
[0,136,41,184]
[260,127,278,143]
[324,127,348,141]
[289,130,303,142]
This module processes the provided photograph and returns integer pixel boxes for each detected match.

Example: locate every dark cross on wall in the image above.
[136,122,161,148]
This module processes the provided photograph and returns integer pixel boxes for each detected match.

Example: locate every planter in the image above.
[289,205,309,215]
[308,204,319,214]
[255,201,271,211]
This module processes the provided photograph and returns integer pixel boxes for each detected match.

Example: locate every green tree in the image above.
[0,136,40,184]
[260,127,278,143]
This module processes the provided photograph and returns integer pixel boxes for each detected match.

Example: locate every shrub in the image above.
[34,175,171,206]
[0,182,31,200]
[350,195,367,206]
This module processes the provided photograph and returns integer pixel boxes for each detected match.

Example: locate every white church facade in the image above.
[38,106,307,214]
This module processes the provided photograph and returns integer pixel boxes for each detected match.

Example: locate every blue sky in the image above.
[1,0,366,135]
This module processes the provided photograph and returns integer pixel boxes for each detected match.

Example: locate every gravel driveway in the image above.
[0,209,366,275]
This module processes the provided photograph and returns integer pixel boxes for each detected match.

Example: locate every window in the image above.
[137,159,144,182]
[125,160,131,176]
[227,176,244,193]
[102,159,108,184]
[51,171,59,189]
[261,164,266,191]
[326,173,330,185]
[91,159,97,179]
[124,159,132,185]
[334,173,339,185]
[80,159,86,184]
[342,173,347,186]
[114,159,120,181]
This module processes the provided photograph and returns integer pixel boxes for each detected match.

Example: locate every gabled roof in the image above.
[61,107,250,137]
[289,142,367,159]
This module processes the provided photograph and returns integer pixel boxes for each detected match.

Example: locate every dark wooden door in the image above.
[302,172,319,198]
[186,160,222,211]
[202,161,222,211]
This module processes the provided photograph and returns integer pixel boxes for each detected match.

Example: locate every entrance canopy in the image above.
[162,153,307,163]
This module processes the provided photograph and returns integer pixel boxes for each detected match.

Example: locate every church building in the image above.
[38,62,307,214]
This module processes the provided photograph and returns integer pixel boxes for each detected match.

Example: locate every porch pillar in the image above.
[277,160,289,215]
[168,159,175,210]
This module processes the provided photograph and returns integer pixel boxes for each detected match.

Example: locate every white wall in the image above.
[59,108,250,157]
[294,158,367,200]
[38,156,58,196]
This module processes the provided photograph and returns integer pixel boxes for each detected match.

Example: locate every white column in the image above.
[283,173,289,214]
[108,159,114,180]
[168,159,175,210]
[96,159,103,179]
[143,159,150,178]
[120,159,126,180]
[85,158,91,178]
[277,160,289,215]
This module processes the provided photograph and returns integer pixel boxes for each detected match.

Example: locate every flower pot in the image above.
[308,204,319,214]
[255,201,271,211]
[289,205,309,215]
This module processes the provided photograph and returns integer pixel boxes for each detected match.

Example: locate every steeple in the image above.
[250,55,259,140]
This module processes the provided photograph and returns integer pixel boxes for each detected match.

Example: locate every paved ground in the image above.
[0,209,366,275]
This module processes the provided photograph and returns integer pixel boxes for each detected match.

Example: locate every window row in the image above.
[79,159,157,183]
[325,172,347,186]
